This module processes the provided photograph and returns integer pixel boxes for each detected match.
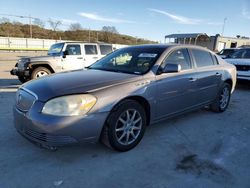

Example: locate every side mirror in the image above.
[162,63,181,73]
[63,50,69,58]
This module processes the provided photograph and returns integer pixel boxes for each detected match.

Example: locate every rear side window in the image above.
[85,45,98,55]
[65,44,81,55]
[100,45,112,55]
[162,48,191,70]
[192,49,214,67]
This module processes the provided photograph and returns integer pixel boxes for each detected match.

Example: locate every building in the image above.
[165,33,250,52]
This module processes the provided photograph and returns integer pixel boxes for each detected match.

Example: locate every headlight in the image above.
[17,58,30,69]
[42,94,97,116]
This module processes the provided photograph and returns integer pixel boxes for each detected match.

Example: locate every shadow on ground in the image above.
[0,78,21,88]
[236,79,250,90]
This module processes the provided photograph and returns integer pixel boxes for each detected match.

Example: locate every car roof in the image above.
[235,48,250,51]
[123,43,211,52]
[57,41,112,45]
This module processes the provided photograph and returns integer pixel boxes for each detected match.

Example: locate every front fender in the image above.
[28,61,57,72]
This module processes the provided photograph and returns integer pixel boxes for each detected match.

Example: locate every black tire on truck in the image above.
[31,67,51,80]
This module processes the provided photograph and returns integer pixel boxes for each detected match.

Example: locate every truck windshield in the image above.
[48,43,64,56]
[231,49,246,59]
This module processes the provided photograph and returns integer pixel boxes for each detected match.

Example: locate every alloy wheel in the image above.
[36,70,49,78]
[115,109,142,145]
[219,87,230,109]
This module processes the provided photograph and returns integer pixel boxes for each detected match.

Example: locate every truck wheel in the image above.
[31,67,51,79]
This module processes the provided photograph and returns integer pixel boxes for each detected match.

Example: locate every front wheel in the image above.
[101,100,147,151]
[210,83,231,112]
[31,67,51,80]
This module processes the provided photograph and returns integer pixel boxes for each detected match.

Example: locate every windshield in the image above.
[47,43,64,56]
[218,49,235,56]
[89,47,165,75]
[231,49,250,59]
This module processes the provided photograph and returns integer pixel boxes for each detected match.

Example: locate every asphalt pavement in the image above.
[0,52,250,188]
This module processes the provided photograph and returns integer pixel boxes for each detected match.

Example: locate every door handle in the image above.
[215,72,221,76]
[77,57,83,59]
[189,77,197,82]
[93,57,99,59]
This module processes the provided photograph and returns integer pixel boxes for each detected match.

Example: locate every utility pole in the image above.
[29,15,32,38]
[221,17,227,36]
[0,14,36,38]
[88,28,91,42]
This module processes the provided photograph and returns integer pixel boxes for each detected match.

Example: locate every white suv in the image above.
[10,42,113,82]
[225,48,250,80]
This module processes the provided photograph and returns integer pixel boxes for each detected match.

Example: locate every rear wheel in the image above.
[31,67,51,80]
[210,83,231,112]
[101,100,147,151]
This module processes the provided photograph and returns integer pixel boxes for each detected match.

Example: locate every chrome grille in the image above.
[24,128,77,146]
[16,88,37,112]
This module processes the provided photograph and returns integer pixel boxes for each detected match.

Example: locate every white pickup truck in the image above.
[10,42,113,82]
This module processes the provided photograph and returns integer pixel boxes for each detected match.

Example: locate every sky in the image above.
[0,0,250,42]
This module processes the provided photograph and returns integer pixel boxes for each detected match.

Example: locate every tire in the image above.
[31,67,51,80]
[210,83,231,113]
[18,76,29,83]
[101,100,147,152]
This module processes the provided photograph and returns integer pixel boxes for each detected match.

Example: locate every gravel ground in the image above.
[0,52,250,188]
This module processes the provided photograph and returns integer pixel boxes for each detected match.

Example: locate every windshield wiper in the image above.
[87,67,140,75]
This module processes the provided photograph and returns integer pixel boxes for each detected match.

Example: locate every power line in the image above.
[0,13,39,38]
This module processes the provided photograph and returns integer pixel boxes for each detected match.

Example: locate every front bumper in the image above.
[10,68,30,77]
[13,102,109,147]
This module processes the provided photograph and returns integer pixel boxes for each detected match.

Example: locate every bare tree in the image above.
[33,18,45,28]
[102,26,118,42]
[69,23,82,31]
[0,17,10,24]
[102,26,118,34]
[48,18,62,31]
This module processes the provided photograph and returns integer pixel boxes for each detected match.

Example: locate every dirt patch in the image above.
[176,154,234,185]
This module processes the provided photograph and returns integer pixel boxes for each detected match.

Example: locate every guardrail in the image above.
[0,37,63,51]
[0,37,128,51]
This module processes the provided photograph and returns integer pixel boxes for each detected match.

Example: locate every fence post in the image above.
[26,38,28,49]
[8,37,11,48]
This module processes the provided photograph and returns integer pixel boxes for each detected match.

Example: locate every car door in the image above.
[155,48,198,119]
[83,44,100,67]
[190,48,222,105]
[62,44,85,71]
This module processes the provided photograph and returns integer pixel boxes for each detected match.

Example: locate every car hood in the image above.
[225,58,250,65]
[29,55,61,62]
[22,69,140,102]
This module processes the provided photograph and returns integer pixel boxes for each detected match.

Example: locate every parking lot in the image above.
[0,51,250,188]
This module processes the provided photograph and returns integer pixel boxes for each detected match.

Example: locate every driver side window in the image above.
[65,44,81,55]
[162,49,191,70]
